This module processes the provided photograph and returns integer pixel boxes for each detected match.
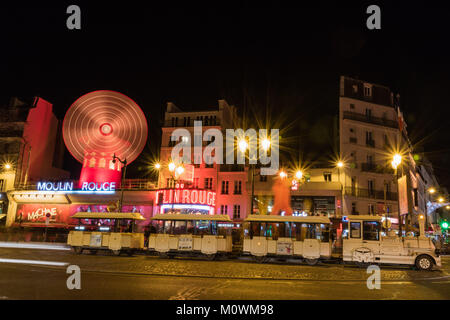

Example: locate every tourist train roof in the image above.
[244,214,331,224]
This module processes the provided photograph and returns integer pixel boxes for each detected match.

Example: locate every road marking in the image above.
[0,242,71,251]
[0,258,69,267]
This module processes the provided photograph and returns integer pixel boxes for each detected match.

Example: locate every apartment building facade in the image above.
[339,76,432,232]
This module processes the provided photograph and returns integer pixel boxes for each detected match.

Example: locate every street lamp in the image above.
[391,153,402,236]
[295,170,303,180]
[239,136,271,216]
[112,154,127,213]
[336,161,344,218]
[279,171,287,179]
[438,197,444,203]
[428,187,436,194]
[4,163,11,170]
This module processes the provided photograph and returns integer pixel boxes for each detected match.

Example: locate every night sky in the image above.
[1,1,450,190]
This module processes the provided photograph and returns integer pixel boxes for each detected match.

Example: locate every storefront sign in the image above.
[156,189,216,207]
[36,181,116,193]
[16,204,70,224]
[178,237,193,250]
[37,181,74,192]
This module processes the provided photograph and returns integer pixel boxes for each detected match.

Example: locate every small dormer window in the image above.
[364,84,372,97]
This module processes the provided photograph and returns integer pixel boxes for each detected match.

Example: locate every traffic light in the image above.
[441,220,449,230]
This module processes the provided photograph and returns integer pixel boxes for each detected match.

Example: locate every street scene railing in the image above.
[344,186,398,200]
[343,111,398,129]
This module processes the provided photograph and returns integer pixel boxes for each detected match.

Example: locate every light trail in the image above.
[0,242,71,251]
[0,258,68,267]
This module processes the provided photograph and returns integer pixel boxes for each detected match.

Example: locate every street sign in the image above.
[382,219,391,229]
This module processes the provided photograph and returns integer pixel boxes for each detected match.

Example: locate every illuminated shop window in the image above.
[89,158,96,168]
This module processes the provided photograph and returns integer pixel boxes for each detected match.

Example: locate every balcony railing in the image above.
[163,119,221,127]
[366,139,375,148]
[345,186,397,201]
[360,162,394,174]
[343,111,398,129]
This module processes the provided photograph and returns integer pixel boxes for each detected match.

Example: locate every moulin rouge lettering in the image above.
[155,189,216,207]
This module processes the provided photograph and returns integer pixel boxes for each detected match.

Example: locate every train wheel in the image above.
[73,247,83,254]
[127,250,134,257]
[415,255,433,271]
[112,250,121,256]
[205,254,216,261]
[305,258,319,266]
[253,256,266,263]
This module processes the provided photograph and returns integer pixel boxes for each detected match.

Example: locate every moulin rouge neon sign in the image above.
[37,181,116,193]
[156,188,216,207]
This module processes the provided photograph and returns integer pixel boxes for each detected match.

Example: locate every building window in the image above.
[233,205,241,219]
[351,202,357,214]
[166,178,175,188]
[368,180,374,197]
[221,181,229,194]
[204,178,213,189]
[234,181,242,194]
[366,131,374,147]
[89,157,96,168]
[323,173,332,182]
[260,175,267,182]
[349,128,354,133]
[350,103,355,109]
[368,203,375,215]
[352,85,358,93]
[365,108,372,119]
[221,205,228,215]
[193,178,199,188]
[0,179,5,192]
[364,84,372,97]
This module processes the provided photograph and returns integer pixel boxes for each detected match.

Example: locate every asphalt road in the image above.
[0,246,449,299]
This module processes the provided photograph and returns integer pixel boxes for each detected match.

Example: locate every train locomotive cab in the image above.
[342,215,442,270]
[242,215,332,264]
[148,214,233,260]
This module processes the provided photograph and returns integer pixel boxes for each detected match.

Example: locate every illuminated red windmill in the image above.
[63,90,148,189]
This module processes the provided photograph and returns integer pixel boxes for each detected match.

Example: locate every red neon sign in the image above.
[156,189,216,207]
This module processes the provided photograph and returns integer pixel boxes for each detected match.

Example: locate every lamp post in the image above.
[336,161,344,218]
[112,154,127,213]
[239,137,271,216]
[391,153,402,236]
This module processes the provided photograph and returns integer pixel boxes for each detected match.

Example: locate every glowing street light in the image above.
[295,170,303,180]
[238,139,248,153]
[391,153,402,169]
[154,163,161,170]
[4,163,11,170]
[438,197,444,203]
[175,166,184,176]
[168,162,176,172]
[261,138,271,151]
[279,171,287,179]
[428,187,436,194]
[337,161,344,168]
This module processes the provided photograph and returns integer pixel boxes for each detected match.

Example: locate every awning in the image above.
[72,212,145,220]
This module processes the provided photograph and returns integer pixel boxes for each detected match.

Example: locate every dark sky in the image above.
[1,1,450,190]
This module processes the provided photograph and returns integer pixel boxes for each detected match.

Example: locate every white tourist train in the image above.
[242,215,332,264]
[242,214,441,270]
[148,214,234,259]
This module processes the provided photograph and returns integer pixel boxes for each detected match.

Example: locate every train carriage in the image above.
[242,215,332,264]
[67,212,145,256]
[148,214,234,259]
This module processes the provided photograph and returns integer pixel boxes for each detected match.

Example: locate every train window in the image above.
[319,224,330,242]
[173,221,187,235]
[350,222,361,238]
[187,220,195,234]
[363,221,380,241]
